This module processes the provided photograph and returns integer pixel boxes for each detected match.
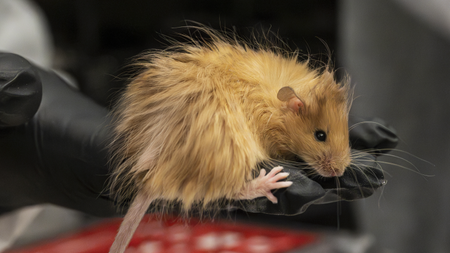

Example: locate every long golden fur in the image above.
[108,25,352,253]
[110,26,351,212]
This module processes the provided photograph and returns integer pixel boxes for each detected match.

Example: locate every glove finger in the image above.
[349,116,398,155]
[0,53,42,128]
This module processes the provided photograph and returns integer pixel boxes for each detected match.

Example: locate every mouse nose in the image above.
[317,158,346,177]
[333,169,345,177]
[317,166,344,177]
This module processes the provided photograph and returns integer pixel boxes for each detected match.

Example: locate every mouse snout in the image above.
[317,163,344,177]
[316,153,350,178]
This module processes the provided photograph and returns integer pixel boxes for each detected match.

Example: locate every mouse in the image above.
[108,25,351,253]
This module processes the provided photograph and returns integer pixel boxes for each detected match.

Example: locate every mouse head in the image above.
[277,70,351,177]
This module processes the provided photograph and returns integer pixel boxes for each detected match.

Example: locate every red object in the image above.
[5,215,318,253]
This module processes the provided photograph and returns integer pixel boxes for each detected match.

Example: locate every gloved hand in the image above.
[0,52,398,217]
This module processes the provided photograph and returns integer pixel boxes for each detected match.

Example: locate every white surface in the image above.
[0,0,53,68]
[0,207,43,251]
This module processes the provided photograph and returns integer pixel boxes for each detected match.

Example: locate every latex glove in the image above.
[0,52,398,217]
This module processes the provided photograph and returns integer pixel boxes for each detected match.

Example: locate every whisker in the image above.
[347,162,383,196]
[376,182,386,210]
[352,154,421,175]
[350,152,375,159]
[355,159,433,178]
[351,146,434,179]
[303,168,319,178]
[350,161,384,179]
[349,120,388,131]
[369,153,421,173]
[334,176,341,230]
[361,149,434,167]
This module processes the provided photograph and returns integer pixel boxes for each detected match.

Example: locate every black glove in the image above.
[348,116,398,155]
[0,53,116,216]
[0,52,398,217]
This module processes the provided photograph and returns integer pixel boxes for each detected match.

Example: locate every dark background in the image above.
[33,0,339,108]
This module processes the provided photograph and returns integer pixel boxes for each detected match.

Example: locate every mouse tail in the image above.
[109,190,155,253]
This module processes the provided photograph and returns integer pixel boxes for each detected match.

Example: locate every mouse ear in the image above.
[277,86,305,114]
[277,86,296,101]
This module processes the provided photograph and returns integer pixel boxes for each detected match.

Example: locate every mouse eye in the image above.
[314,130,327,142]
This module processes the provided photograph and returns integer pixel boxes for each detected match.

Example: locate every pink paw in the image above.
[239,166,293,204]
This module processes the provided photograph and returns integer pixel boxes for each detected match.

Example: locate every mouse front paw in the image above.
[237,166,293,204]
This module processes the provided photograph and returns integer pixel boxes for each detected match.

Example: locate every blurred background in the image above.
[0,0,447,252]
